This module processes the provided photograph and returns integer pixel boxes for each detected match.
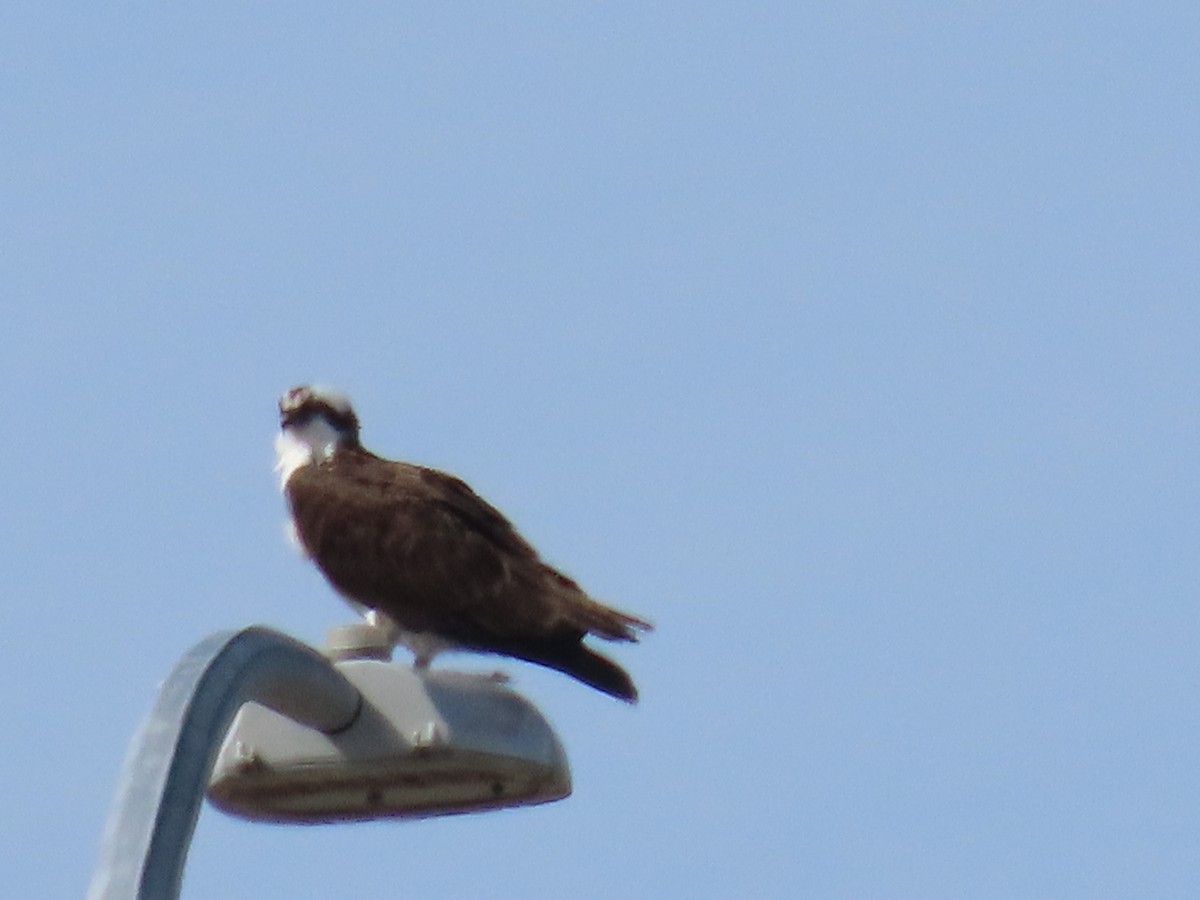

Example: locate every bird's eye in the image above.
[281,407,315,428]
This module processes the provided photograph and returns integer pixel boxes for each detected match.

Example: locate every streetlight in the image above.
[88,625,571,900]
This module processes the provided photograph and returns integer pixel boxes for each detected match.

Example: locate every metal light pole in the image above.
[88,625,571,900]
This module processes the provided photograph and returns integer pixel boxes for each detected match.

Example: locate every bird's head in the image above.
[279,385,361,443]
[275,385,361,485]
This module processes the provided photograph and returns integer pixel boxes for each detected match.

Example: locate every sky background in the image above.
[4,4,1199,898]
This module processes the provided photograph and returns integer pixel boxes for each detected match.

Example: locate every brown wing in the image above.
[286,450,650,649]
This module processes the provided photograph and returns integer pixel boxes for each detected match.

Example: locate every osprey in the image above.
[276,384,652,702]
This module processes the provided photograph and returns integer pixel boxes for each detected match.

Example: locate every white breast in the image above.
[274,417,343,489]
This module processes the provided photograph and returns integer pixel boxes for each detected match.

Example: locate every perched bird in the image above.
[275,384,652,702]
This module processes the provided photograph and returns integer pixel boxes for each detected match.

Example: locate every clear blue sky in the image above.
[5,4,1199,898]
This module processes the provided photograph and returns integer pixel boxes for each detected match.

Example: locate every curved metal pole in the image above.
[88,627,362,900]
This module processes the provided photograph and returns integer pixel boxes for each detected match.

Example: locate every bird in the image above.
[275,384,652,702]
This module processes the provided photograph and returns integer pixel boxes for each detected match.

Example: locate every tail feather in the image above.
[510,641,640,703]
[567,593,655,644]
[540,568,653,643]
